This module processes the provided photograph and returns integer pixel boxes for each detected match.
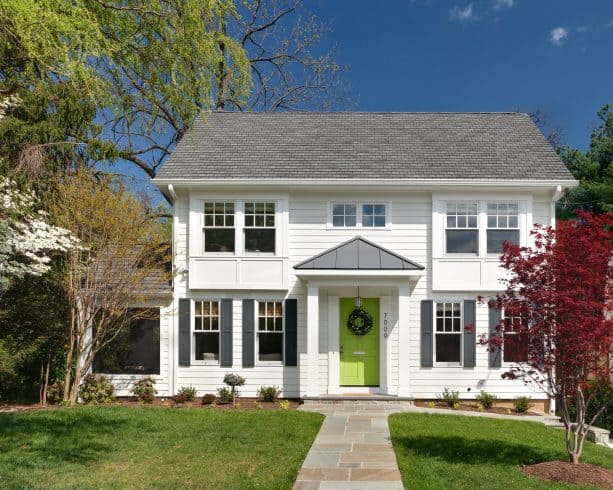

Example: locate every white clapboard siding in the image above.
[153,188,554,399]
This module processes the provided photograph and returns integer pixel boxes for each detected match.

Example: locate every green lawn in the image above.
[389,413,613,490]
[0,406,323,489]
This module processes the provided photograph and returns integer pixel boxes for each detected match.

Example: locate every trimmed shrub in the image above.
[132,377,157,403]
[217,387,232,403]
[475,390,498,409]
[175,386,197,403]
[201,393,216,405]
[437,388,460,407]
[223,373,245,404]
[79,374,115,404]
[513,396,533,413]
[257,386,281,402]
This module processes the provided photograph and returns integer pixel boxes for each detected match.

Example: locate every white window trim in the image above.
[327,201,392,230]
[255,299,285,366]
[432,194,531,259]
[433,300,464,367]
[190,196,287,259]
[191,299,221,366]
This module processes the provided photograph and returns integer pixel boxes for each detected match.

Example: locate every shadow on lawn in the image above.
[0,409,130,470]
[394,435,556,466]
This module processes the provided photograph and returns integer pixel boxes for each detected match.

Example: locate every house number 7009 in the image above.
[383,312,389,338]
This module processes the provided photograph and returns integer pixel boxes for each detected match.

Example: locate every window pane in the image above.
[204,229,235,252]
[265,215,275,227]
[245,215,254,227]
[245,202,254,214]
[446,230,478,254]
[346,204,357,215]
[487,230,519,254]
[332,204,344,215]
[435,334,461,363]
[265,203,275,213]
[259,333,283,361]
[362,215,374,227]
[195,332,219,361]
[436,318,444,332]
[245,229,275,253]
[374,204,385,214]
[255,202,265,213]
[255,215,264,227]
[447,216,457,228]
[374,216,386,227]
[93,310,160,374]
[503,333,528,363]
[204,215,214,226]
[457,215,467,228]
[345,215,356,227]
[363,204,373,214]
[333,215,344,227]
[258,317,266,331]
[467,216,478,228]
[508,216,518,228]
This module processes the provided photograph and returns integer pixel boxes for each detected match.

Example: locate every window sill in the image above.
[191,361,220,366]
[433,363,463,368]
[256,361,284,367]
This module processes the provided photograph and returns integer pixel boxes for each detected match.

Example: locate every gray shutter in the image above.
[463,300,476,368]
[284,299,298,366]
[420,300,434,367]
[242,299,255,368]
[489,307,502,368]
[178,298,191,367]
[220,298,233,367]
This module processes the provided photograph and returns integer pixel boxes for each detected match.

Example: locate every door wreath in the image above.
[347,307,374,336]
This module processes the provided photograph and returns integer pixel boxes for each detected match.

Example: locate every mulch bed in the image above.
[521,461,613,488]
[1,398,302,412]
[414,400,542,416]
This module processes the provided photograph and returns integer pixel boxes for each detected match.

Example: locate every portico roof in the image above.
[294,237,425,271]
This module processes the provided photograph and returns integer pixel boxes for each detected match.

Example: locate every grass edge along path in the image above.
[0,406,323,489]
[388,412,612,490]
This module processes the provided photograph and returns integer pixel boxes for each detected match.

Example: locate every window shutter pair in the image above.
[242,299,297,367]
[178,298,233,367]
[420,299,476,368]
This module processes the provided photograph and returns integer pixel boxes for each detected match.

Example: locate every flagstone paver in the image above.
[293,402,412,490]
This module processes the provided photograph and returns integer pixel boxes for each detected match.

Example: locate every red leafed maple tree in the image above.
[484,211,612,464]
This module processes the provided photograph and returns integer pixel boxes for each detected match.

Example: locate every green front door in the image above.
[340,298,380,386]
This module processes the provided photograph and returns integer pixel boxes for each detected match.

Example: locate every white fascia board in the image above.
[294,269,425,278]
[152,178,579,189]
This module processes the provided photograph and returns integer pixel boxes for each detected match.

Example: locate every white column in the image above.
[397,285,412,397]
[306,285,320,397]
[327,296,340,394]
[380,295,392,395]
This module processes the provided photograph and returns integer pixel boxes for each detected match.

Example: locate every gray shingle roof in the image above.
[294,237,425,270]
[154,112,574,181]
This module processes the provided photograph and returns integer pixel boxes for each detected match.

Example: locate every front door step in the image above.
[302,395,415,404]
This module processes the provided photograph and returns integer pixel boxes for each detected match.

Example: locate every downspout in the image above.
[548,185,565,415]
[550,185,564,229]
[167,184,177,397]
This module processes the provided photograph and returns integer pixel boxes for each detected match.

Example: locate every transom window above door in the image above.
[331,202,387,228]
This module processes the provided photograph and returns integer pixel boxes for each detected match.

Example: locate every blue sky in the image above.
[310,0,612,150]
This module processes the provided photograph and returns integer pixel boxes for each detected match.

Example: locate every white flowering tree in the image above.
[0,175,81,293]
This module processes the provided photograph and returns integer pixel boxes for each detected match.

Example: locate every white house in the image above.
[95,112,577,409]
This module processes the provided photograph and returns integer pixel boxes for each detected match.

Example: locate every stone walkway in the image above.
[293,402,413,490]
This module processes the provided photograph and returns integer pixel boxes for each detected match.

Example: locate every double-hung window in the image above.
[244,202,276,253]
[502,316,528,363]
[194,300,220,362]
[435,302,462,364]
[445,202,478,254]
[331,203,387,228]
[487,203,519,254]
[257,301,283,362]
[203,202,235,253]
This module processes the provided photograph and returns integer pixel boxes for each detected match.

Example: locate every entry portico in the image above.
[294,237,425,397]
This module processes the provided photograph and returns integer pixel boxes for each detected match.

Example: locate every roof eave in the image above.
[153,178,579,189]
